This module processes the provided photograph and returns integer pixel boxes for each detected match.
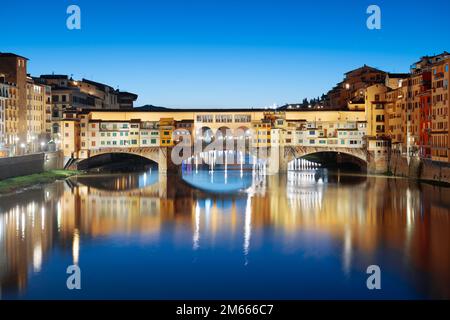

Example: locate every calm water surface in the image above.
[0,169,448,299]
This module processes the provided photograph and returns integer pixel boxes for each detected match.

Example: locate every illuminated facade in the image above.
[431,57,450,162]
[0,77,10,156]
[38,75,138,139]
[0,53,28,151]
[61,109,367,159]
[26,77,51,151]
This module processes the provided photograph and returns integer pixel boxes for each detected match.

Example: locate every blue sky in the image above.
[2,0,449,108]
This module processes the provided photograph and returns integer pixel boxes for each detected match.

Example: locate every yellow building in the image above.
[365,84,388,138]
[251,119,271,148]
[0,77,11,156]
[159,118,175,147]
[26,77,49,151]
[62,118,80,158]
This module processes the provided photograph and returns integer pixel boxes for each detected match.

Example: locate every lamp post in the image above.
[20,143,26,155]
[31,135,36,153]
[14,137,20,156]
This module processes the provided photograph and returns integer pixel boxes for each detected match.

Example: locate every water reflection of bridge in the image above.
[0,173,448,298]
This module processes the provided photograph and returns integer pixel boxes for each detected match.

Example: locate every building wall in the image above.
[431,59,449,162]
[365,84,388,137]
[0,153,44,180]
[62,120,80,158]
[0,55,28,144]
[385,88,403,147]
[26,79,47,150]
[0,82,8,156]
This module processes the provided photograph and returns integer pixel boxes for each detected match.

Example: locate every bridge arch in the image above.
[77,151,159,171]
[196,126,214,144]
[285,147,368,172]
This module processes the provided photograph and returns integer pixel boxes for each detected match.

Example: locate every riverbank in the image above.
[389,153,450,186]
[0,170,81,195]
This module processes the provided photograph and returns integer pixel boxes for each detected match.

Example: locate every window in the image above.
[196,115,213,123]
[151,139,156,144]
[215,114,233,123]
[234,115,251,123]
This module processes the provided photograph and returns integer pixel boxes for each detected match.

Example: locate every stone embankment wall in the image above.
[389,152,450,185]
[0,151,64,180]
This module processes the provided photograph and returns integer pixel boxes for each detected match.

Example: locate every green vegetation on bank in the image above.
[0,170,81,194]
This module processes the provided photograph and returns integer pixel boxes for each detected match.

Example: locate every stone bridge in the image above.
[71,144,387,175]
[285,146,368,162]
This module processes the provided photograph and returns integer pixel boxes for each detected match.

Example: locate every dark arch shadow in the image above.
[77,152,158,173]
[293,151,367,172]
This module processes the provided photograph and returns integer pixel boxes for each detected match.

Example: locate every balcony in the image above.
[434,72,444,80]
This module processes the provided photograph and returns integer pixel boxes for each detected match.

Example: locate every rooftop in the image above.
[0,52,29,60]
[344,65,386,76]
[40,74,69,80]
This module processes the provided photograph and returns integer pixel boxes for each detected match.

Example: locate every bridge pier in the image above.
[158,147,180,175]
[267,145,281,174]
[366,151,390,174]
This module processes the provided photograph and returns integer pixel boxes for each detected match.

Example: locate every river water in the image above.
[0,169,448,299]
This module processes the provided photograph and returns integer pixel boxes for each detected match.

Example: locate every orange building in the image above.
[431,56,450,162]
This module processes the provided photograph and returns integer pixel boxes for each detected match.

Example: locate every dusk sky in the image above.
[2,0,450,108]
